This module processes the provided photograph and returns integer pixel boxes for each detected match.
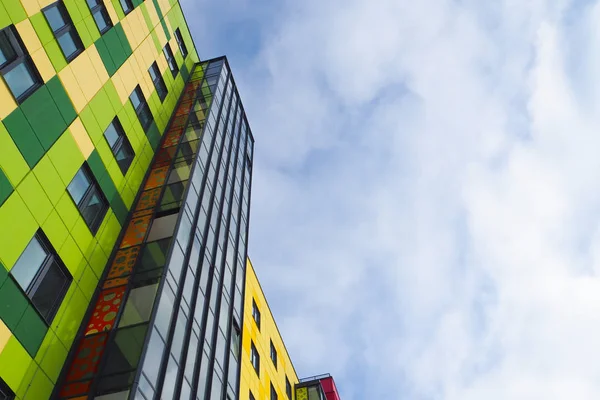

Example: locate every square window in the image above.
[250,341,259,375]
[252,298,260,330]
[130,85,153,132]
[174,28,188,58]
[270,339,277,369]
[43,2,83,61]
[163,43,178,78]
[119,0,133,14]
[0,26,42,102]
[11,231,72,324]
[67,164,109,234]
[86,0,112,34]
[149,62,168,102]
[270,383,278,400]
[104,118,135,174]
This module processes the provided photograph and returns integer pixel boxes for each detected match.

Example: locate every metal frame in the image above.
[148,61,168,102]
[42,1,84,62]
[85,0,113,34]
[66,163,110,234]
[163,43,179,78]
[104,117,135,175]
[130,85,154,132]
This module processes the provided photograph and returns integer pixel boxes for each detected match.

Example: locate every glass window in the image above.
[249,392,255,400]
[86,0,112,34]
[250,341,259,375]
[163,43,178,77]
[119,0,133,14]
[43,2,83,61]
[104,118,134,174]
[11,232,72,324]
[0,26,42,102]
[271,384,278,400]
[174,28,188,58]
[252,298,260,330]
[67,164,109,233]
[231,321,240,360]
[118,281,159,327]
[0,376,15,400]
[130,85,153,132]
[286,378,292,399]
[148,61,167,101]
[270,340,277,369]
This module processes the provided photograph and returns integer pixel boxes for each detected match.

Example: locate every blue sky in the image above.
[181,0,600,398]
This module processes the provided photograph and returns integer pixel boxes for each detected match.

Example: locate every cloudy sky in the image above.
[181,0,600,398]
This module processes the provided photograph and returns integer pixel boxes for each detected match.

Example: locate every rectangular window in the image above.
[43,2,83,61]
[250,341,260,375]
[270,383,278,400]
[104,117,134,174]
[148,61,167,101]
[174,28,188,58]
[252,298,260,330]
[130,85,153,132]
[85,0,112,34]
[0,26,42,102]
[119,0,133,14]
[232,321,241,360]
[286,378,292,399]
[163,43,178,77]
[67,164,109,234]
[11,231,72,324]
[270,339,277,369]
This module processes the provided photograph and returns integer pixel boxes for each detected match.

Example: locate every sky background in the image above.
[180,0,600,398]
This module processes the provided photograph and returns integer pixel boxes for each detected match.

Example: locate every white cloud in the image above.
[181,0,600,398]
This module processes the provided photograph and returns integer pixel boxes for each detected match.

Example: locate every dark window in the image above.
[0,26,42,102]
[0,377,14,400]
[252,298,260,330]
[148,61,167,101]
[270,339,277,369]
[119,0,133,14]
[85,0,112,34]
[130,85,153,132]
[174,28,188,58]
[11,231,72,324]
[286,378,292,399]
[250,341,259,375]
[43,2,83,61]
[270,383,278,400]
[67,164,109,233]
[163,43,178,77]
[104,118,134,174]
[232,321,241,360]
[249,392,255,400]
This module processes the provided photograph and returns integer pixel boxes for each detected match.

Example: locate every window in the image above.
[163,43,178,77]
[174,28,188,58]
[232,321,241,360]
[270,383,278,400]
[250,341,259,375]
[252,298,260,330]
[270,339,277,369]
[85,0,112,34]
[286,378,292,399]
[148,61,167,101]
[11,232,72,324]
[0,376,14,400]
[67,164,109,233]
[249,392,255,400]
[104,118,134,174]
[43,2,83,61]
[130,85,153,132]
[0,26,42,102]
[119,0,133,14]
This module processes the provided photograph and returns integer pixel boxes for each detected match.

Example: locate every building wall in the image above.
[0,0,198,396]
[241,258,299,400]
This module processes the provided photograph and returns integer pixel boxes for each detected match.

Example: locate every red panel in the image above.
[85,286,126,335]
[64,333,108,382]
[120,214,152,248]
[320,377,341,400]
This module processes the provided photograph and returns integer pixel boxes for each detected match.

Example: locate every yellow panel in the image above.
[157,0,170,21]
[0,320,10,354]
[146,0,159,28]
[104,0,118,27]
[87,46,109,85]
[16,19,42,53]
[111,73,129,105]
[69,118,94,158]
[0,79,17,119]
[120,17,138,51]
[118,58,137,97]
[71,52,102,101]
[58,65,87,112]
[156,55,167,72]
[155,21,166,47]
[30,47,55,82]
[18,0,40,17]
[37,0,54,9]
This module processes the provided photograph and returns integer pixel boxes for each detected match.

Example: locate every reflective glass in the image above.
[140,328,164,383]
[104,121,120,148]
[57,30,80,59]
[0,31,17,66]
[4,62,37,99]
[44,6,66,31]
[93,9,111,32]
[119,282,159,327]
[12,236,46,291]
[31,258,70,321]
[160,355,178,400]
[67,169,91,205]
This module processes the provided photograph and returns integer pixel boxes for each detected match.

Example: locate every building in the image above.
[0,0,342,398]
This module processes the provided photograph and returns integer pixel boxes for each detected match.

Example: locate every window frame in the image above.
[270,383,278,400]
[67,164,109,234]
[42,1,84,62]
[250,341,260,376]
[148,61,168,102]
[104,117,135,174]
[0,25,43,103]
[85,0,112,34]
[130,85,153,132]
[286,377,292,399]
[119,0,133,15]
[162,43,178,78]
[270,339,277,369]
[11,231,72,325]
[174,28,188,58]
[252,298,261,330]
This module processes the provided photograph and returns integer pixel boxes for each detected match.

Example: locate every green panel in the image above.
[109,0,124,20]
[83,14,101,44]
[55,192,80,231]
[146,122,160,150]
[114,22,133,60]
[37,331,68,383]
[16,172,53,226]
[2,0,26,23]
[151,29,161,53]
[79,104,104,144]
[47,131,84,186]
[104,79,121,109]
[87,150,108,183]
[89,84,116,131]
[20,86,67,151]
[98,172,118,206]
[33,155,66,205]
[0,122,29,187]
[71,216,94,253]
[0,193,38,269]
[77,265,98,300]
[180,61,189,82]
[97,212,119,255]
[0,262,7,289]
[0,278,29,331]
[58,235,84,277]
[30,12,54,46]
[0,2,10,30]
[87,243,108,276]
[3,107,44,168]
[41,210,69,252]
[0,336,32,392]
[52,287,86,348]
[14,305,47,357]
[152,0,169,40]
[44,39,67,72]
[63,0,83,23]
[15,362,37,399]
[23,368,52,400]
[0,168,12,207]
[47,75,77,126]
[95,36,117,76]
[75,19,93,48]
[110,193,127,226]
[140,3,153,31]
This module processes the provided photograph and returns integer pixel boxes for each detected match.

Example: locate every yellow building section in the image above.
[240,258,299,400]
